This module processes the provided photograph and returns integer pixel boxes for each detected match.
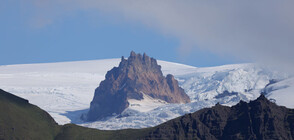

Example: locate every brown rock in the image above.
[86,51,190,121]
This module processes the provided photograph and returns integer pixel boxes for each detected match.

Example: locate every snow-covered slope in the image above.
[178,64,288,105]
[128,93,168,112]
[263,77,294,108]
[0,59,120,124]
[0,59,292,130]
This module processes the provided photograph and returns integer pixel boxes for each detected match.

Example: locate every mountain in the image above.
[1,88,293,140]
[86,51,190,121]
[145,94,294,140]
[0,88,149,140]
[0,57,292,130]
[0,89,60,139]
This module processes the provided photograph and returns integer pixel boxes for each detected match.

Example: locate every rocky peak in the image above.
[86,51,190,121]
[146,94,294,139]
[118,51,161,74]
[255,94,268,102]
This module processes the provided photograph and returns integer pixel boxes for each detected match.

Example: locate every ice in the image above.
[128,93,168,112]
[0,58,292,130]
[264,77,294,108]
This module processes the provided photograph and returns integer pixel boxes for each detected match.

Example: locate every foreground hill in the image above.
[1,89,294,139]
[0,89,60,139]
[0,89,148,139]
[146,95,294,139]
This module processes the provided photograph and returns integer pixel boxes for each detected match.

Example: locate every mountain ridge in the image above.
[1,88,294,139]
[145,94,294,139]
[0,89,60,140]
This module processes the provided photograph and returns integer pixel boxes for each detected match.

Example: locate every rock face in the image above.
[86,51,190,121]
[146,94,294,140]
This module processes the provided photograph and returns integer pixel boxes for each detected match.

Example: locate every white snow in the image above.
[80,100,213,130]
[264,77,294,108]
[128,93,168,112]
[0,59,120,124]
[0,58,292,130]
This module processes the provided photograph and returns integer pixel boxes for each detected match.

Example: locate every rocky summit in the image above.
[146,94,294,140]
[86,51,190,121]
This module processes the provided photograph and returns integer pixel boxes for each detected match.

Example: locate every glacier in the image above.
[0,59,292,130]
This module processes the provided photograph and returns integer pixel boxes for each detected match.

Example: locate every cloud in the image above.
[29,0,294,73]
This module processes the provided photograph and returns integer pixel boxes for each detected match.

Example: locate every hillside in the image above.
[0,89,60,140]
[146,95,294,139]
[0,89,162,140]
[0,89,149,139]
[1,89,294,139]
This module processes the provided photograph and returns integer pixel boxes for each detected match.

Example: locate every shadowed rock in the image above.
[146,94,294,140]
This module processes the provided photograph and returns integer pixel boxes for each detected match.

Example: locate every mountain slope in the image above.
[0,58,292,130]
[145,95,294,140]
[86,52,190,121]
[0,58,195,126]
[1,89,294,140]
[0,89,148,140]
[0,89,60,140]
[55,124,151,140]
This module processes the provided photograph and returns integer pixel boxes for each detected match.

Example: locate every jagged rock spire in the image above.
[86,51,190,121]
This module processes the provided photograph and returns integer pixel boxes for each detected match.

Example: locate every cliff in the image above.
[86,51,190,121]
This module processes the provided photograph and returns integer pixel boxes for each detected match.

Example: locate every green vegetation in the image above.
[0,89,152,140]
[1,89,293,139]
[55,124,151,140]
[0,89,60,140]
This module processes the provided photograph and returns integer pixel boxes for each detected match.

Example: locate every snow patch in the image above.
[128,93,168,112]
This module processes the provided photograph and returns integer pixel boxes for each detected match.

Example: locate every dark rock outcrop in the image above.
[86,51,190,121]
[146,94,294,140]
[2,88,294,140]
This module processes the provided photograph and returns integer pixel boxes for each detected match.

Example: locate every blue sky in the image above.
[1,0,293,71]
[0,0,241,67]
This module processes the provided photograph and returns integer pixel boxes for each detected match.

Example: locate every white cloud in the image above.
[30,0,294,73]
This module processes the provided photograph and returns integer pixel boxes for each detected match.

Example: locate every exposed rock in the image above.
[86,51,190,121]
[2,88,294,140]
[146,94,294,140]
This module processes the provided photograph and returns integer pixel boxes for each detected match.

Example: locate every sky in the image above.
[1,0,294,71]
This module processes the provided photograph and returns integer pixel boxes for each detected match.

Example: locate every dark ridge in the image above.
[1,89,294,140]
[0,89,29,105]
[0,89,151,140]
[145,94,294,140]
[0,89,60,140]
